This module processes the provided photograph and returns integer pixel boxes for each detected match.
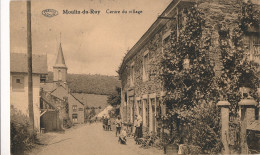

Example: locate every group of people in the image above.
[116,115,143,145]
[101,115,143,145]
[102,116,112,131]
[115,116,127,144]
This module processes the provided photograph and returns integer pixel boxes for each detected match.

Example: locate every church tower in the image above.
[53,43,67,82]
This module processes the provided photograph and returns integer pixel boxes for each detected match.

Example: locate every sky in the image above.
[10,0,171,76]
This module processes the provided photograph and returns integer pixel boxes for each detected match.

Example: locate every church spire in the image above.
[53,38,68,82]
[54,43,67,68]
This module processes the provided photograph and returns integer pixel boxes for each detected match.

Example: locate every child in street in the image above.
[118,127,127,145]
[107,117,112,131]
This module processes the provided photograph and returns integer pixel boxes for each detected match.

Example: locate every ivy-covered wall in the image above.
[119,0,260,127]
[120,12,180,98]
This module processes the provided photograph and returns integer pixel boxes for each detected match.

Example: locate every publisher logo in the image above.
[42,9,58,17]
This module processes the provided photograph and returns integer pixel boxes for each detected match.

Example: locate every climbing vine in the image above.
[217,1,260,112]
[160,5,220,153]
[159,1,259,153]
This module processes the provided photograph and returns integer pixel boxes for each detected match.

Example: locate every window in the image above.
[12,76,24,90]
[244,32,260,62]
[40,75,47,83]
[130,63,135,86]
[156,97,161,116]
[143,51,149,81]
[162,29,174,56]
[16,79,21,83]
[72,114,78,123]
[58,70,62,81]
[72,105,77,112]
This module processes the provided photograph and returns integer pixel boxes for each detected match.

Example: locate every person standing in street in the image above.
[115,116,122,136]
[107,117,112,131]
[134,114,143,143]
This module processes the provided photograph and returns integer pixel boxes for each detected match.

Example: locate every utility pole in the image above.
[27,0,34,130]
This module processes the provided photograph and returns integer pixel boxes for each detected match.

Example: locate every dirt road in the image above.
[29,123,164,155]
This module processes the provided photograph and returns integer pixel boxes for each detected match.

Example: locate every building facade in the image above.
[10,53,48,131]
[118,0,260,135]
[41,43,85,124]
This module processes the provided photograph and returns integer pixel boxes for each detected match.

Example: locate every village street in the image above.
[29,123,165,155]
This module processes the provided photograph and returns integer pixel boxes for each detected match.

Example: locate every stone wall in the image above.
[198,0,243,76]
[119,0,260,131]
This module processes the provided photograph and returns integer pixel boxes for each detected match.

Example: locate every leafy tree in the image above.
[89,108,96,118]
[107,86,121,107]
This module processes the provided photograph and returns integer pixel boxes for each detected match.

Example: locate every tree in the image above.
[89,108,96,118]
[107,86,121,107]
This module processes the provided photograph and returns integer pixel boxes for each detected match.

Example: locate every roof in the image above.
[54,43,67,68]
[96,105,113,118]
[118,0,196,75]
[10,53,48,74]
[40,82,60,92]
[72,93,109,109]
[51,85,84,106]
[247,120,260,132]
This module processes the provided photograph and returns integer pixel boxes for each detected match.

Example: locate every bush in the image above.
[11,106,37,154]
[63,117,72,129]
[177,102,223,154]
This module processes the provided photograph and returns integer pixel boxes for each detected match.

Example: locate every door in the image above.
[40,111,59,131]
[72,114,78,123]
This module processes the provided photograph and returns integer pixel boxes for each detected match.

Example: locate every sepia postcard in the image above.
[7,0,260,154]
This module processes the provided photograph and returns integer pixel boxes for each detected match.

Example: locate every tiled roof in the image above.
[51,85,84,106]
[40,83,59,92]
[10,53,48,74]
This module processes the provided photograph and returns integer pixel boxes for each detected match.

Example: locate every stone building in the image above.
[41,43,85,124]
[118,0,260,135]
